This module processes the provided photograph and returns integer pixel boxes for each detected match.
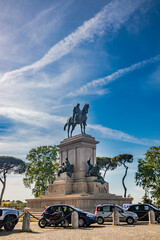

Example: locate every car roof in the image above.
[96,204,120,207]
[129,203,159,209]
[47,204,74,208]
[129,204,151,207]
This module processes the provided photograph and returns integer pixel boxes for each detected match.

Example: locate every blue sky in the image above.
[0,0,160,203]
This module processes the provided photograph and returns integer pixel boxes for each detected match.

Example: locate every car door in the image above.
[61,206,73,223]
[143,205,150,221]
[102,205,112,221]
[115,206,126,222]
[133,205,148,221]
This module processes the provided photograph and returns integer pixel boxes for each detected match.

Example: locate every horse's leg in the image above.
[80,123,83,134]
[83,123,85,134]
[68,118,72,137]
[71,124,76,136]
[68,124,70,138]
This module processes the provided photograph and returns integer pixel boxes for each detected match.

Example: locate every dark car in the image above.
[128,204,160,223]
[43,204,97,227]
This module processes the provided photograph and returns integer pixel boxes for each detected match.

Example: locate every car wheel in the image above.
[61,219,69,228]
[38,218,47,228]
[4,216,16,231]
[54,223,59,227]
[85,223,90,227]
[79,218,85,227]
[97,217,104,224]
[126,217,134,225]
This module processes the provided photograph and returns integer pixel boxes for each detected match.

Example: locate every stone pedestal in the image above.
[58,134,99,181]
[26,134,133,213]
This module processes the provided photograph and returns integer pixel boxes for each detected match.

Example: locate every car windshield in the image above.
[115,206,124,211]
[73,207,83,212]
[149,205,159,211]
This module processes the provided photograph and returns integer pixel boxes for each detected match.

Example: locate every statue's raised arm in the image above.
[64,103,89,138]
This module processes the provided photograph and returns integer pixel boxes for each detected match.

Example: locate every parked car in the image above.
[127,204,160,223]
[42,204,97,227]
[0,208,19,231]
[95,204,138,225]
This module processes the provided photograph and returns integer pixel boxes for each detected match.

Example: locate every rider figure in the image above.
[72,103,81,123]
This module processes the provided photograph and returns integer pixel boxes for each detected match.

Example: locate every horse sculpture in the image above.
[64,104,89,138]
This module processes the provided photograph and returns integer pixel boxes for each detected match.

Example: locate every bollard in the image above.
[148,210,155,224]
[71,211,79,229]
[112,210,120,226]
[22,211,30,232]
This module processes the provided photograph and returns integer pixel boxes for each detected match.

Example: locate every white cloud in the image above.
[0,0,148,84]
[88,123,160,146]
[149,65,160,86]
[0,107,159,147]
[0,107,66,127]
[66,54,160,97]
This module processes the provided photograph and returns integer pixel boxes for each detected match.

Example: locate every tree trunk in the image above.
[0,171,6,206]
[103,166,110,179]
[122,163,128,198]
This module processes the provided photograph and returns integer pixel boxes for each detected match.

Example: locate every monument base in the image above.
[26,134,133,213]
[26,194,133,213]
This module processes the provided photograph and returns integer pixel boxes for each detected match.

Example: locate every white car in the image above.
[95,204,138,225]
[0,208,19,231]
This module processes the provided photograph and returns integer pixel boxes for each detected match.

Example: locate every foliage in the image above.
[1,200,26,209]
[111,154,133,197]
[0,156,26,206]
[23,145,59,197]
[157,199,160,208]
[96,157,117,179]
[97,154,133,198]
[141,192,152,204]
[135,146,160,201]
[1,201,12,208]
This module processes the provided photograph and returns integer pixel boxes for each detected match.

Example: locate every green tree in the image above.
[0,156,26,205]
[23,145,59,197]
[112,154,133,197]
[96,157,117,179]
[135,146,160,202]
[141,192,152,204]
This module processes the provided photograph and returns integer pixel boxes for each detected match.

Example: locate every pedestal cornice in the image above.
[57,134,99,148]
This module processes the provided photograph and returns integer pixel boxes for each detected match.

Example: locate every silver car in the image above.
[95,204,138,225]
[0,208,19,231]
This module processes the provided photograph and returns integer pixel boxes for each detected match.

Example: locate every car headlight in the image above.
[86,214,94,218]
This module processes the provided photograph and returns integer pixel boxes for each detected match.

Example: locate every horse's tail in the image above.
[64,123,67,131]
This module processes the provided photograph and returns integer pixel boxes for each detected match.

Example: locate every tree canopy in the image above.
[0,156,26,205]
[23,145,59,197]
[97,154,133,198]
[110,154,133,198]
[135,146,160,202]
[96,157,117,179]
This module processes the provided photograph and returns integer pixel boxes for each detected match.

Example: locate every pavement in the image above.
[0,222,160,240]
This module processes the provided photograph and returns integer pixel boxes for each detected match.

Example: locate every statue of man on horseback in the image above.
[72,103,81,123]
[64,103,89,138]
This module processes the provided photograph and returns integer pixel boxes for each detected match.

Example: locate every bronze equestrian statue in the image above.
[64,103,89,138]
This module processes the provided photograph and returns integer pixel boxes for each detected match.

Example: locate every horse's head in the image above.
[82,104,89,114]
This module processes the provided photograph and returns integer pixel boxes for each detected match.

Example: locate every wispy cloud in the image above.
[0,107,159,147]
[0,107,66,127]
[66,54,160,97]
[0,0,147,84]
[88,123,160,146]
